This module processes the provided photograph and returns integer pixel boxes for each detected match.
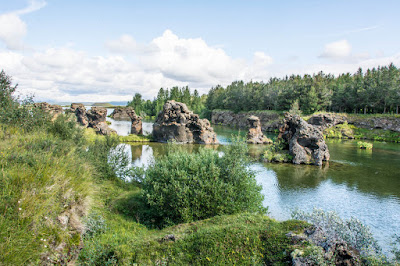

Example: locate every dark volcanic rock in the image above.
[279,113,329,165]
[86,107,115,135]
[70,103,89,127]
[308,113,347,130]
[69,104,115,135]
[246,116,272,144]
[211,110,282,132]
[109,107,132,120]
[153,100,218,144]
[33,102,63,119]
[125,107,143,135]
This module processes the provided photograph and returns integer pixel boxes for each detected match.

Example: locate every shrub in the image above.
[0,70,50,129]
[140,138,266,227]
[292,209,382,259]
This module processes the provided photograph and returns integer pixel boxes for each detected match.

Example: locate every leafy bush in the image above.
[139,138,266,227]
[0,70,50,129]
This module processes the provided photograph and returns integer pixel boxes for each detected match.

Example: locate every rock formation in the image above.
[246,115,272,144]
[33,102,63,119]
[279,113,329,166]
[68,104,115,135]
[86,107,116,135]
[125,107,143,135]
[70,103,89,127]
[211,110,282,132]
[153,100,218,144]
[289,226,360,265]
[307,113,347,131]
[109,107,132,120]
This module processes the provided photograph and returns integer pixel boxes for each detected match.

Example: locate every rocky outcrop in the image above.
[86,107,116,135]
[69,104,115,135]
[348,116,400,132]
[33,102,63,119]
[307,113,347,131]
[279,113,329,166]
[153,100,218,144]
[289,226,360,265]
[211,110,282,132]
[247,116,272,144]
[70,103,89,127]
[109,107,132,120]
[125,107,143,135]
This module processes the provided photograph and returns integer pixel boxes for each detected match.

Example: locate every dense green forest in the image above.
[206,64,400,115]
[128,63,400,117]
[127,86,206,117]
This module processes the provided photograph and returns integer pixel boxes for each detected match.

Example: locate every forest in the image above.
[206,63,400,115]
[128,63,400,117]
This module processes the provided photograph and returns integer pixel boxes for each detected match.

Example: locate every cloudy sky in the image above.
[1,0,400,103]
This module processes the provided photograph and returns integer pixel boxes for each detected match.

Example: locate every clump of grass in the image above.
[119,134,153,143]
[263,141,293,163]
[357,141,373,150]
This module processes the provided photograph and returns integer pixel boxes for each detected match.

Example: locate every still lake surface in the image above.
[106,110,400,252]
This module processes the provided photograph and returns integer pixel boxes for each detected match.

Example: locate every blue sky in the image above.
[0,0,399,102]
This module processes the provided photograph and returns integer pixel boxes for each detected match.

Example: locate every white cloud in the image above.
[319,39,352,58]
[0,0,46,50]
[1,29,398,104]
[0,14,27,50]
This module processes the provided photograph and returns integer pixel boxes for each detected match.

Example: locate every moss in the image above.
[357,141,373,150]
[323,122,400,142]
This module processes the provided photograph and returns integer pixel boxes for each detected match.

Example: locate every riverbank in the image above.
[210,110,400,142]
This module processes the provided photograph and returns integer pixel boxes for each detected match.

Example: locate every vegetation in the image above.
[136,139,266,228]
[292,209,387,263]
[324,122,400,142]
[2,69,400,264]
[357,141,373,150]
[119,134,153,143]
[127,86,206,118]
[206,63,400,115]
[263,141,293,163]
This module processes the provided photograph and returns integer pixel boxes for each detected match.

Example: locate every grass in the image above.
[79,178,310,265]
[119,134,153,143]
[0,124,93,264]
[323,122,400,142]
[357,141,373,150]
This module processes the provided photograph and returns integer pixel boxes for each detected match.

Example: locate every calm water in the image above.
[106,110,400,252]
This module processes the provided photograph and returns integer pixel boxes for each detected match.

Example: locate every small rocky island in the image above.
[279,113,330,165]
[153,100,218,144]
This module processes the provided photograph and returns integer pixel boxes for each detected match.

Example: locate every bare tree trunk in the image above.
[397,105,399,115]
[364,106,367,115]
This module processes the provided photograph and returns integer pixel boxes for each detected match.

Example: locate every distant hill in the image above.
[92,102,115,107]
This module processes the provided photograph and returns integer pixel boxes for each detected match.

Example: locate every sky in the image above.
[1,0,400,103]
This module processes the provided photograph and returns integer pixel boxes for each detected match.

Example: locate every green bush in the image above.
[0,70,50,130]
[140,138,266,227]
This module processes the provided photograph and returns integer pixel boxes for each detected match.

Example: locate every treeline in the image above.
[206,63,400,115]
[127,86,206,117]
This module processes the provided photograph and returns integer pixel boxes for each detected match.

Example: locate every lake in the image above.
[107,110,400,253]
